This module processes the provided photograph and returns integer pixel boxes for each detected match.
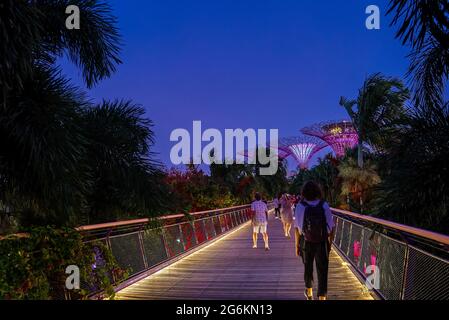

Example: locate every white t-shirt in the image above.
[251,200,268,224]
[294,200,334,233]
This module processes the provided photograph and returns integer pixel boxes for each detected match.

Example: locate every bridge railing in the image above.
[77,203,273,297]
[331,208,449,300]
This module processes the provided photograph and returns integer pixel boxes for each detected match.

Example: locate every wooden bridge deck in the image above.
[116,214,373,300]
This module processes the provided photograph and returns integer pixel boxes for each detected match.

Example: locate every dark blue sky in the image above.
[62,0,411,171]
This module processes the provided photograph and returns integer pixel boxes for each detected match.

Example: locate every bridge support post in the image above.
[399,243,410,300]
[179,224,186,251]
[161,229,171,259]
[138,227,148,270]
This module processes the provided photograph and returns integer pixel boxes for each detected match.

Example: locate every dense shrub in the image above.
[0,227,127,300]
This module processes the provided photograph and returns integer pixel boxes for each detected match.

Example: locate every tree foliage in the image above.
[0,0,121,91]
[340,73,409,165]
[0,226,127,300]
[339,157,381,213]
[388,0,449,108]
[374,105,449,232]
[289,155,342,207]
[0,1,166,232]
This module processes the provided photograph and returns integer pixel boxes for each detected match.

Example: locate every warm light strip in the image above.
[331,247,374,299]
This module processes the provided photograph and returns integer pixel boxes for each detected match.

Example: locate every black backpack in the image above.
[301,200,328,243]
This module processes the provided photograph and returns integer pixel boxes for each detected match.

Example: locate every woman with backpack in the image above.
[294,181,335,300]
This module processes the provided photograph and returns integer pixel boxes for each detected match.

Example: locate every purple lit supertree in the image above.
[279,136,327,169]
[301,120,358,157]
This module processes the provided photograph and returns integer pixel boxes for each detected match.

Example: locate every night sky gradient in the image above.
[61,0,411,171]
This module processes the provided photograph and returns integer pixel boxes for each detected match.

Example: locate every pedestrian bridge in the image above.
[77,204,449,300]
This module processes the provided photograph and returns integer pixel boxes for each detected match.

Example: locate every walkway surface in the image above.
[116,214,373,300]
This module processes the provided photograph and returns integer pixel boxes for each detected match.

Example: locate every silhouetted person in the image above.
[294,181,335,300]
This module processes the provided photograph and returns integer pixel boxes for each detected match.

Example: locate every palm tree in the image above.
[80,100,167,224]
[0,1,168,228]
[387,0,449,108]
[375,103,449,232]
[387,0,449,50]
[0,67,90,226]
[338,157,381,213]
[340,73,409,168]
[1,0,121,92]
[376,1,449,232]
[291,155,341,207]
[1,0,122,227]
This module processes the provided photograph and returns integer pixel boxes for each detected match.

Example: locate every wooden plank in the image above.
[116,214,373,300]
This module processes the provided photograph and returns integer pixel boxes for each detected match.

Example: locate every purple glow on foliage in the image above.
[92,246,105,271]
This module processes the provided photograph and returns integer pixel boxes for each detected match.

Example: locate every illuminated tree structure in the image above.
[301,120,358,157]
[279,136,327,169]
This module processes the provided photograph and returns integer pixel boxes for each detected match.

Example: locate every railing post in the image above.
[357,227,365,269]
[220,214,226,233]
[337,218,344,248]
[193,220,198,244]
[138,226,148,270]
[400,242,410,300]
[179,224,186,251]
[206,217,215,239]
[346,222,353,256]
[105,228,116,283]
[161,227,171,259]
[194,219,204,244]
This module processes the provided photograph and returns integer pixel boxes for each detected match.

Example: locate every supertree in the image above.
[301,120,358,157]
[279,136,327,169]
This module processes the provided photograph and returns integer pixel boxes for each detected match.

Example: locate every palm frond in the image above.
[80,100,164,220]
[387,0,449,49]
[341,73,409,151]
[0,66,90,223]
[375,102,449,231]
[0,0,43,90]
[35,0,122,88]
[408,39,449,109]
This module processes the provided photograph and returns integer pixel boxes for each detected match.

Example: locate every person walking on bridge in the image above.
[280,193,294,238]
[273,193,281,219]
[294,181,335,300]
[250,193,270,251]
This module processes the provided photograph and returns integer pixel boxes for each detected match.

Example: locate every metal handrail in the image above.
[75,204,251,232]
[331,207,449,246]
[75,218,149,232]
[77,203,265,298]
[331,208,449,300]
